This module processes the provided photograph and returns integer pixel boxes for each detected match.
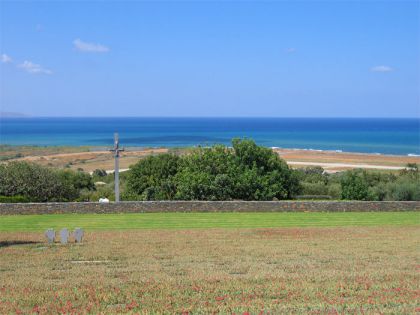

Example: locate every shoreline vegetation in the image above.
[1,144,419,174]
[1,139,419,203]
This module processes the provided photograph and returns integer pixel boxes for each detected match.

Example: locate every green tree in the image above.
[231,139,300,200]
[125,139,299,201]
[174,145,236,200]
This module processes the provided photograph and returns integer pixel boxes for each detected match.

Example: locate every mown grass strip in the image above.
[0,212,418,231]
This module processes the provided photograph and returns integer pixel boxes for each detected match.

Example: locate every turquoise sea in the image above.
[0,117,419,155]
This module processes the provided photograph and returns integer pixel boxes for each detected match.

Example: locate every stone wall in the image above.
[0,201,419,215]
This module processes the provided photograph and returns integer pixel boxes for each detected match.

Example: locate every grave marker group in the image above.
[44,228,84,244]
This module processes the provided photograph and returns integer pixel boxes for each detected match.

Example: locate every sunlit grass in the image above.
[0,211,418,231]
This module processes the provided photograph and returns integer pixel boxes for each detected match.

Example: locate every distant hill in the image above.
[0,111,30,118]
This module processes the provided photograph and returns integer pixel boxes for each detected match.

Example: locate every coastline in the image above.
[2,117,419,156]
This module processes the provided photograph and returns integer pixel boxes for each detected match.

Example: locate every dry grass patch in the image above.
[0,227,419,314]
[1,146,169,172]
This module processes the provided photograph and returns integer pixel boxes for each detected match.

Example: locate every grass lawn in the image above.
[0,211,418,231]
[0,212,419,314]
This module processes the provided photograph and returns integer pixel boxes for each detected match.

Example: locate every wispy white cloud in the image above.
[1,54,12,63]
[371,65,393,72]
[18,60,52,75]
[73,38,109,53]
[285,48,296,53]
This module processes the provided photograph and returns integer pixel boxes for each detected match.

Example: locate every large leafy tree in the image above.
[231,139,300,200]
[125,154,180,200]
[126,139,300,201]
[174,145,236,200]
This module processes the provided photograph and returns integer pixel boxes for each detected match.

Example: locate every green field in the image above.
[0,211,418,231]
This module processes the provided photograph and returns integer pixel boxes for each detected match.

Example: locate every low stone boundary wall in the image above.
[0,201,419,215]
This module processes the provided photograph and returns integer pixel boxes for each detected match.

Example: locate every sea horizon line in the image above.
[1,116,419,120]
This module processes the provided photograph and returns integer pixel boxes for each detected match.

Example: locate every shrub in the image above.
[295,166,327,184]
[386,177,420,201]
[368,183,388,201]
[399,163,419,180]
[300,181,329,196]
[80,184,115,202]
[327,183,342,199]
[0,195,30,203]
[92,169,107,177]
[0,162,66,202]
[57,169,95,191]
[339,168,419,201]
[0,162,94,202]
[340,170,370,200]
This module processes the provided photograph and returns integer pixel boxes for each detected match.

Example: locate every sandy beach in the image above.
[273,148,420,172]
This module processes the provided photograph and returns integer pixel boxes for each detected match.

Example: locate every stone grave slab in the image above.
[45,229,55,244]
[74,228,84,243]
[60,228,69,244]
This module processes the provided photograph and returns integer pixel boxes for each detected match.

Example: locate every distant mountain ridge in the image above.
[0,112,30,118]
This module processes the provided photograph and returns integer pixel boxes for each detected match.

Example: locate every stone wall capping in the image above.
[0,201,419,215]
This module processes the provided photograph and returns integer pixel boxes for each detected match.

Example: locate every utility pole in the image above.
[110,133,124,202]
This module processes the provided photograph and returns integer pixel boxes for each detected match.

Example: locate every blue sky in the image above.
[0,1,419,117]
